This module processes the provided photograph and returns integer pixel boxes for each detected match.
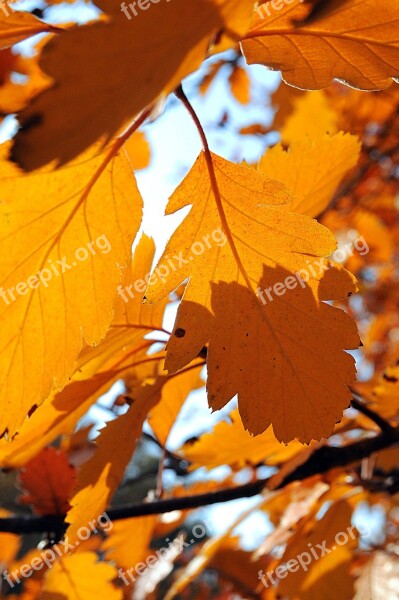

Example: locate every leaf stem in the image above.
[174,85,254,293]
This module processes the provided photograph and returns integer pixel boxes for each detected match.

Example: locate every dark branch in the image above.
[350,397,396,433]
[1,423,399,535]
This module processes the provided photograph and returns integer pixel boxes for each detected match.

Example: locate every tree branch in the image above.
[1,423,399,535]
[350,397,396,434]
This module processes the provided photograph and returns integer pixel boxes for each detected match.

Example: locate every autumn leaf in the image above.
[0,46,52,114]
[64,361,168,543]
[102,515,156,571]
[241,0,399,90]
[183,409,310,470]
[18,447,76,515]
[259,132,361,217]
[0,509,20,567]
[65,355,204,543]
[199,59,225,96]
[276,501,357,600]
[0,371,128,469]
[11,0,254,170]
[145,151,359,442]
[369,363,399,420]
[0,141,142,437]
[122,131,151,171]
[149,365,204,447]
[41,552,122,600]
[0,236,166,467]
[228,64,251,104]
[0,9,56,50]
[279,90,338,142]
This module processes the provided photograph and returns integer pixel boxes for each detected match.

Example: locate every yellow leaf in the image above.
[199,59,225,96]
[122,132,151,171]
[0,509,20,568]
[242,0,399,90]
[165,498,266,600]
[0,236,166,467]
[11,0,254,170]
[0,142,142,437]
[149,364,204,446]
[65,367,167,544]
[0,46,52,114]
[41,552,122,600]
[280,91,338,143]
[102,515,156,571]
[0,9,55,49]
[229,65,251,104]
[183,409,308,470]
[370,364,399,420]
[76,234,168,377]
[145,151,359,442]
[259,133,361,217]
[276,501,357,600]
[0,369,134,469]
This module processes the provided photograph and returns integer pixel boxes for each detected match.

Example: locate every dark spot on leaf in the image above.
[32,7,44,18]
[28,404,38,418]
[175,328,185,338]
[383,373,398,383]
[20,113,43,132]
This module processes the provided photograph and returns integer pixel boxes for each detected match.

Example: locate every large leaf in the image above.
[145,152,359,442]
[241,0,399,90]
[11,0,254,170]
[0,236,166,465]
[259,132,361,217]
[41,552,122,600]
[0,142,142,436]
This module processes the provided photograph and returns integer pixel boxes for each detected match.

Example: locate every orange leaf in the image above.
[242,0,399,90]
[0,141,142,437]
[11,0,254,170]
[41,552,122,600]
[0,9,55,50]
[145,152,359,442]
[18,447,76,515]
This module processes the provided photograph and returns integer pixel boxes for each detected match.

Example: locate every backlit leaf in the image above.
[0,141,142,436]
[242,0,399,90]
[145,151,359,442]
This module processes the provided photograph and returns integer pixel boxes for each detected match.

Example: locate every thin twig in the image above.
[2,423,399,534]
[351,397,396,434]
